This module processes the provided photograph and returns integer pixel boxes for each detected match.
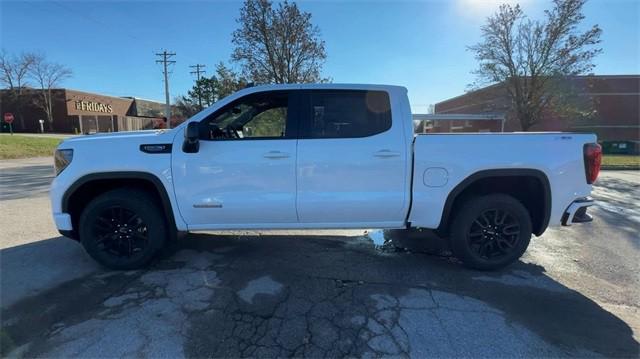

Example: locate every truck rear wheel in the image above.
[450,194,532,270]
[79,189,167,270]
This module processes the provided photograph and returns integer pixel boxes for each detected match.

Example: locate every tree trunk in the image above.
[47,89,54,132]
[16,91,26,130]
[519,113,533,131]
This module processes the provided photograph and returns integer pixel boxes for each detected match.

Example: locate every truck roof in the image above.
[238,83,408,93]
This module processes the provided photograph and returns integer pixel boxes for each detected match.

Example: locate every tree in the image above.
[174,95,199,118]
[469,0,602,131]
[231,0,327,84]
[29,55,72,131]
[0,50,36,129]
[188,76,219,110]
[0,50,35,89]
[214,62,247,98]
[182,62,246,113]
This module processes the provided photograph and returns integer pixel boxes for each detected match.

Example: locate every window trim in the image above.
[197,90,301,141]
[299,90,393,140]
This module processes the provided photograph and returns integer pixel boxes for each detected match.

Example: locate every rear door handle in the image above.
[263,151,290,159]
[373,149,400,158]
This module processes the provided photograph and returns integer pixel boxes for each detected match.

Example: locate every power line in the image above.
[155,51,176,128]
[189,64,206,108]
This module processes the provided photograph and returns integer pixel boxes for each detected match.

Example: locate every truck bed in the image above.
[408,132,596,230]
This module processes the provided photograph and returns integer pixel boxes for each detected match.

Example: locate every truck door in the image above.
[296,90,408,226]
[172,90,301,229]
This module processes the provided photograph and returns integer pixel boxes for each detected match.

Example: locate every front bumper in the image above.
[53,213,78,239]
[561,197,594,226]
[53,213,73,230]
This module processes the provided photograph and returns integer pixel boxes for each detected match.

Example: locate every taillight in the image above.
[583,143,602,184]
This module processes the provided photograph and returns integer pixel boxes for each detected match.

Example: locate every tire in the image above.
[79,188,167,270]
[450,194,532,270]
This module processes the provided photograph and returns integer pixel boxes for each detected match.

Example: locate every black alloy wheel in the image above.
[79,189,167,270]
[467,209,521,260]
[450,194,532,270]
[92,206,150,260]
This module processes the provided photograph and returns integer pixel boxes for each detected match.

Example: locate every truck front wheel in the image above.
[450,194,532,270]
[78,189,167,270]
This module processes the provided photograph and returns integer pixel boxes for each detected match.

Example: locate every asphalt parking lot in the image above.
[1,157,638,357]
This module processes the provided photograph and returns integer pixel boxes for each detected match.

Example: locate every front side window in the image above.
[243,107,287,137]
[200,91,289,140]
[304,90,392,139]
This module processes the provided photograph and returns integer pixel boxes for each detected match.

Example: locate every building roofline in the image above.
[60,88,135,101]
[435,82,505,107]
[0,87,166,105]
[121,96,166,104]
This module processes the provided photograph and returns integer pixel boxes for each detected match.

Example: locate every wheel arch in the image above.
[437,169,551,236]
[62,172,178,240]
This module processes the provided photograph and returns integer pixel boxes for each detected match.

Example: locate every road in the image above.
[1,157,638,357]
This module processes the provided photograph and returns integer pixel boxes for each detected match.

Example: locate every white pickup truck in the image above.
[50,84,602,270]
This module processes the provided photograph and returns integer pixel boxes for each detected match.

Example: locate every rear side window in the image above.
[303,90,391,139]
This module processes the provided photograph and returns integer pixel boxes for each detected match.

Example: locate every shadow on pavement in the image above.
[1,232,638,357]
[0,165,53,200]
[0,237,100,309]
[592,207,640,250]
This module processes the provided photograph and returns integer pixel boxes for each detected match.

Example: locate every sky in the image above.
[1,0,639,113]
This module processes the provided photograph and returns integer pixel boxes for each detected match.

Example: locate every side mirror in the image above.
[182,122,200,153]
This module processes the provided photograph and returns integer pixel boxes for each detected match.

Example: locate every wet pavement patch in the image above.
[237,276,284,304]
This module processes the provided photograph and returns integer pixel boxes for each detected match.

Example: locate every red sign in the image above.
[4,113,14,124]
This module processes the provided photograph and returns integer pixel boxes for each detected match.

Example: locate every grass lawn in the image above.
[601,154,640,169]
[0,134,61,159]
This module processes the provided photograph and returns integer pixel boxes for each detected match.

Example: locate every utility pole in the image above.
[189,64,206,109]
[155,50,176,128]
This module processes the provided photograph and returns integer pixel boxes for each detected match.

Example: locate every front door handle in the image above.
[263,151,290,159]
[373,149,400,158]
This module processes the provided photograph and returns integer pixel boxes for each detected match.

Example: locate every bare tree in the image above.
[231,0,327,84]
[469,0,602,131]
[0,50,35,89]
[29,55,72,131]
[0,50,36,128]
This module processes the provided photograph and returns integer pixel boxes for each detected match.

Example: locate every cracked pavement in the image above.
[1,159,639,358]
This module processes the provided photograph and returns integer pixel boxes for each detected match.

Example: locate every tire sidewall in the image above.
[451,195,532,270]
[79,190,166,270]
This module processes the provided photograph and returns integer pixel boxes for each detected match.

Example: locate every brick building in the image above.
[0,88,169,134]
[432,75,640,153]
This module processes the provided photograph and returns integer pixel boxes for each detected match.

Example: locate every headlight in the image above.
[54,149,73,176]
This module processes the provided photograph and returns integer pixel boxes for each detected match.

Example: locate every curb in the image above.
[601,166,640,171]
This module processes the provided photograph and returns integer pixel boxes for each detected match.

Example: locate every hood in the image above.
[61,129,176,144]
